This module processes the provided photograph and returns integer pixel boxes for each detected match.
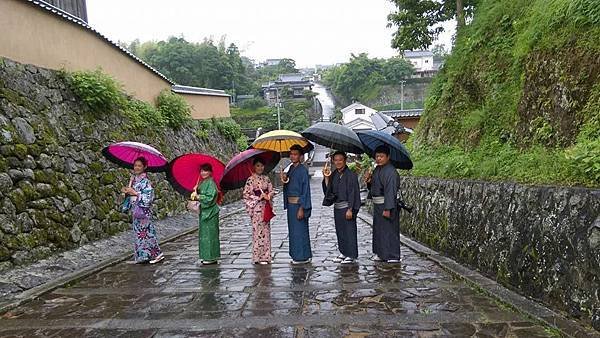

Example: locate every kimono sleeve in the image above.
[243,177,260,214]
[199,179,218,209]
[136,178,154,209]
[299,166,312,211]
[348,171,361,212]
[383,167,398,211]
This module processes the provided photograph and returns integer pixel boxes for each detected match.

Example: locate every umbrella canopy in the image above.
[101,141,168,172]
[220,149,281,190]
[371,112,404,135]
[301,122,364,154]
[357,130,413,170]
[166,153,225,196]
[251,129,313,156]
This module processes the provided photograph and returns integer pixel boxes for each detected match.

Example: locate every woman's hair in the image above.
[134,156,148,168]
[253,157,265,166]
[200,163,213,172]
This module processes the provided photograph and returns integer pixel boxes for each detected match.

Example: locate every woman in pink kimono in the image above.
[243,158,275,264]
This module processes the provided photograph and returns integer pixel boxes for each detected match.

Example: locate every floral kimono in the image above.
[243,173,274,263]
[198,177,220,261]
[130,173,162,262]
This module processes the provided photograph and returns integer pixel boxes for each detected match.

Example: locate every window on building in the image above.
[355,108,365,114]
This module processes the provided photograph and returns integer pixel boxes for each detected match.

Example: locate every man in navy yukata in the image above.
[322,151,361,264]
[280,144,312,264]
[364,145,401,263]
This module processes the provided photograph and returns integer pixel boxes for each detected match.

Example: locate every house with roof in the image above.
[0,0,230,119]
[403,50,440,78]
[341,102,377,131]
[262,73,313,105]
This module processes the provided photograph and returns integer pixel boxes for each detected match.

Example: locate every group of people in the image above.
[120,143,402,266]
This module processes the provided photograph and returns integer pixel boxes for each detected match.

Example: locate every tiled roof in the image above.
[171,85,229,97]
[403,50,433,58]
[380,109,424,118]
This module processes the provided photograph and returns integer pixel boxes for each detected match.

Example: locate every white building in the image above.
[341,102,377,131]
[403,50,434,71]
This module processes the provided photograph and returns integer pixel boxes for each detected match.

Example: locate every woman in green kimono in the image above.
[191,163,222,265]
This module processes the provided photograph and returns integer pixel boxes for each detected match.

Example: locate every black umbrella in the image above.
[301,122,364,154]
[357,130,413,169]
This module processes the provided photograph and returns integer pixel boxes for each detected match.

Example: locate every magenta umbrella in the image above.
[101,141,168,172]
[220,149,281,191]
[166,153,225,196]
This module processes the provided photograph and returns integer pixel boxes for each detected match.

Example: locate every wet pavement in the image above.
[0,178,553,337]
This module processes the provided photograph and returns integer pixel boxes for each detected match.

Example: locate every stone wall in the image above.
[398,176,600,327]
[364,81,432,108]
[0,58,240,271]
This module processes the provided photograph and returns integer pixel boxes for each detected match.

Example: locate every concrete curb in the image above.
[356,213,599,338]
[0,207,246,315]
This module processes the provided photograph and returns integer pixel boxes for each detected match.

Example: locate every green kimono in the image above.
[198,178,220,261]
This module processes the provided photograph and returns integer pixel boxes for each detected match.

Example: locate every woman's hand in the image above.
[383,210,391,219]
[123,187,137,196]
[190,191,198,201]
[345,209,353,220]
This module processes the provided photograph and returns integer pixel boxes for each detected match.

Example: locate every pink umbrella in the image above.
[166,153,225,196]
[101,141,168,172]
[220,149,280,191]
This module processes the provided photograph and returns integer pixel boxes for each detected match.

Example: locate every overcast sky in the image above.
[87,0,455,68]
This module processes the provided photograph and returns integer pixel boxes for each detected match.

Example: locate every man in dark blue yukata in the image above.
[322,150,361,264]
[280,144,312,264]
[365,145,401,263]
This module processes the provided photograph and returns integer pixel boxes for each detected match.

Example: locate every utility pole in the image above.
[399,80,406,110]
[276,88,282,129]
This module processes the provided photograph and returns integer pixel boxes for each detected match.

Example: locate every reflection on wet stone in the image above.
[0,179,556,336]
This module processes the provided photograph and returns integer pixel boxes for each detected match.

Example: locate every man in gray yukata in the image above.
[322,151,361,264]
[364,145,401,263]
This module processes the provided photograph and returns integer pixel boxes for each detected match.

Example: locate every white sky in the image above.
[87,0,455,68]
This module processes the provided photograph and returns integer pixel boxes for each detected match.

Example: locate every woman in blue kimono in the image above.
[280,144,312,264]
[121,157,164,264]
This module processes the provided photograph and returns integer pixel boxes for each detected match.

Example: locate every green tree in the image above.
[383,57,415,83]
[387,0,478,51]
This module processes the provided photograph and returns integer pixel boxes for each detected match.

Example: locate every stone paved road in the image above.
[0,179,552,337]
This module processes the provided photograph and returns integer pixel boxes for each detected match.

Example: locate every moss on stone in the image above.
[0,157,7,172]
[89,162,103,174]
[100,172,117,185]
[8,189,26,213]
[46,210,63,223]
[14,144,28,160]
[27,144,41,157]
[34,170,58,186]
[18,181,39,200]
[0,87,36,111]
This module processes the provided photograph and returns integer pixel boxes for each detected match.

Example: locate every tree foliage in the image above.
[321,53,414,104]
[387,0,478,51]
[124,37,258,96]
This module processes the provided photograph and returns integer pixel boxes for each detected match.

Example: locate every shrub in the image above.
[240,97,266,110]
[124,100,166,129]
[213,118,243,141]
[156,90,191,129]
[69,69,125,114]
